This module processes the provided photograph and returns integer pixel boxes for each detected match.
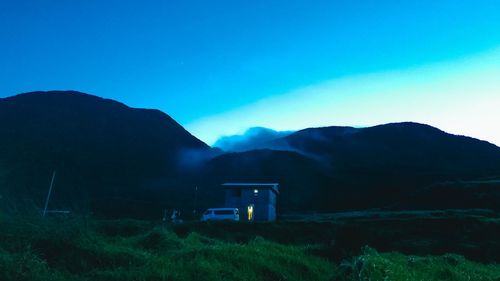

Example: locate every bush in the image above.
[0,249,73,281]
[339,247,500,281]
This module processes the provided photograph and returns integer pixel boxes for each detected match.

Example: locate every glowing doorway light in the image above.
[247,204,254,221]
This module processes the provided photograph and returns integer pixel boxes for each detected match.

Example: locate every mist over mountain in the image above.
[213,127,293,152]
[1,91,499,217]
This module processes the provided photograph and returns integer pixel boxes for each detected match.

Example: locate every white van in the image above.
[201,208,239,221]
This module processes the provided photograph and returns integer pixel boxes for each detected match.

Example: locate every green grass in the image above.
[173,214,500,263]
[0,216,499,281]
[339,247,500,281]
[0,217,336,281]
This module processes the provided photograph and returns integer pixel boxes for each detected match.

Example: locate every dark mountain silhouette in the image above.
[1,91,499,217]
[268,123,500,170]
[223,123,500,211]
[0,91,209,217]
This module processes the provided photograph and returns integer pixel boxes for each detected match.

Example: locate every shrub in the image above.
[339,247,500,281]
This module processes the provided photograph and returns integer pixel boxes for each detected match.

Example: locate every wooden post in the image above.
[43,171,56,217]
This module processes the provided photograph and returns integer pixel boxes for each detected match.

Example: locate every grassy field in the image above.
[174,209,500,263]
[0,214,499,281]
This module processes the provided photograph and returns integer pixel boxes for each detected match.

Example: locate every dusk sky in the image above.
[1,1,499,145]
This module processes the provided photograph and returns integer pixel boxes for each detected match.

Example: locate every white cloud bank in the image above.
[186,47,500,146]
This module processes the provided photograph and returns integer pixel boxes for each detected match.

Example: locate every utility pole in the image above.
[43,171,56,217]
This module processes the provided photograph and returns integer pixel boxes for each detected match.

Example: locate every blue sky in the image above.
[1,1,499,145]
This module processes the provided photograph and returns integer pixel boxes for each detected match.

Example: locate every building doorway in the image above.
[247,204,254,221]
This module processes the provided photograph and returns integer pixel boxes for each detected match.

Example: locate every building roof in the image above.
[221,182,279,194]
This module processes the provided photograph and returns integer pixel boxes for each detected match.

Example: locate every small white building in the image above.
[222,183,279,222]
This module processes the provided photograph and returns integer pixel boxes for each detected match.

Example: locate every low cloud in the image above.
[213,127,294,152]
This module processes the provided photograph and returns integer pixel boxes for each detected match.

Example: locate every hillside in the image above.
[1,91,500,217]
[206,123,500,211]
[0,91,209,217]
[298,123,500,210]
[267,122,499,171]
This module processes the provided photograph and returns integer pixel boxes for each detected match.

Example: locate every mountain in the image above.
[1,91,499,217]
[269,122,500,173]
[0,91,209,217]
[232,122,500,210]
[213,127,293,152]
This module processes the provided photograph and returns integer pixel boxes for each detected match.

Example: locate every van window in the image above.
[204,210,212,215]
[214,210,235,215]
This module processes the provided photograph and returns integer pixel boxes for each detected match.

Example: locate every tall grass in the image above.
[0,217,336,281]
[339,247,500,281]
[0,217,499,281]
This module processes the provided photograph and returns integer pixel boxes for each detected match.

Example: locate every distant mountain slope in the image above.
[270,122,500,175]
[1,91,499,217]
[208,123,500,211]
[0,91,209,216]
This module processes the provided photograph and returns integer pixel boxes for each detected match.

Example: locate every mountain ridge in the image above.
[1,90,499,217]
[0,90,209,217]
